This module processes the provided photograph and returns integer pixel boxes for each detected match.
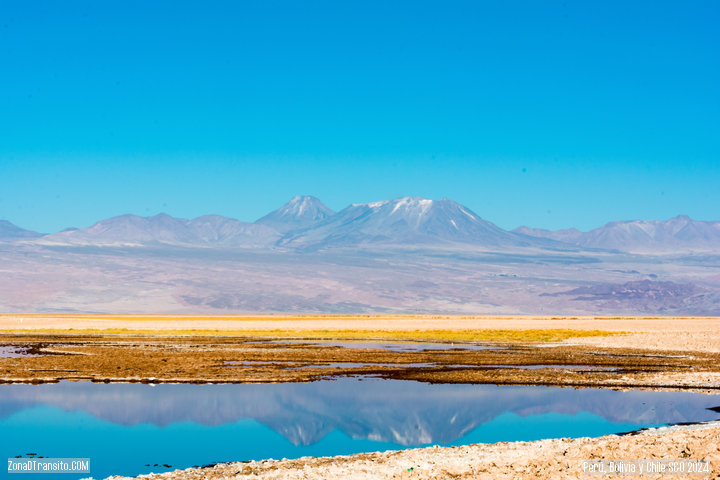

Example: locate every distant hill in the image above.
[37,213,280,247]
[514,215,720,253]
[0,220,42,241]
[543,279,718,315]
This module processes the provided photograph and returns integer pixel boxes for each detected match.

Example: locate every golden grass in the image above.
[0,328,621,342]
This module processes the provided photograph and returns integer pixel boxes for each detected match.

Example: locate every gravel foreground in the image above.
[107,422,720,480]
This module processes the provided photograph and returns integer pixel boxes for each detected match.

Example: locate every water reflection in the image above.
[0,346,42,358]
[0,379,717,479]
[250,339,495,352]
[1,379,718,445]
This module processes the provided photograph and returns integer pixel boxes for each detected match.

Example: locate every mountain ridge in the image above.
[35,213,280,248]
[11,198,720,253]
[514,215,720,253]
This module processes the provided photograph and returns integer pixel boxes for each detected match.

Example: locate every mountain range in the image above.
[4,195,719,253]
[514,215,720,253]
[32,213,280,248]
[1,196,719,315]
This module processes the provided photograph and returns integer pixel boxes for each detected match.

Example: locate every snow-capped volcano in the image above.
[255,195,335,232]
[279,196,551,249]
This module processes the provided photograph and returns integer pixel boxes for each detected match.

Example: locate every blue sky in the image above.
[1,0,718,233]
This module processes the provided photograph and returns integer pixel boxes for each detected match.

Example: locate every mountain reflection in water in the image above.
[0,379,717,479]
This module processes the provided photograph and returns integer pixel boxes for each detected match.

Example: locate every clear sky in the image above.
[1,0,718,233]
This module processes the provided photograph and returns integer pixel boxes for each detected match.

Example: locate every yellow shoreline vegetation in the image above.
[0,327,621,342]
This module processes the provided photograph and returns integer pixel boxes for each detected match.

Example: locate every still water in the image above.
[1,378,718,479]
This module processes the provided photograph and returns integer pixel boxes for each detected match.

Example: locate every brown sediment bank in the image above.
[2,314,720,390]
[1,333,719,391]
[106,421,720,480]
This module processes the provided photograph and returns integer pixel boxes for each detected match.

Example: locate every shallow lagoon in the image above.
[1,379,718,479]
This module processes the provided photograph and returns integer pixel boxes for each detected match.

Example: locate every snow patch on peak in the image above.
[458,207,478,221]
[296,199,309,215]
[391,197,434,215]
[256,196,335,232]
[286,196,316,215]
